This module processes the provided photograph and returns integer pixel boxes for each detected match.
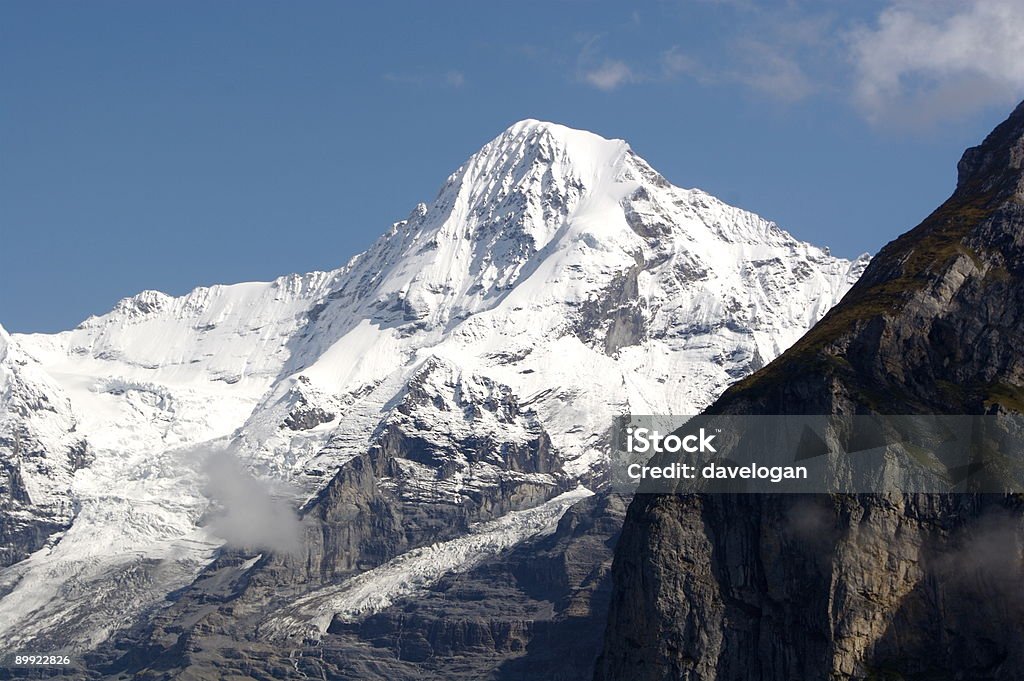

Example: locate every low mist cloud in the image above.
[935,511,1024,600]
[200,450,303,555]
[785,497,836,542]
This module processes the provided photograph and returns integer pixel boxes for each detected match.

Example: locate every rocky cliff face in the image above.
[597,102,1024,680]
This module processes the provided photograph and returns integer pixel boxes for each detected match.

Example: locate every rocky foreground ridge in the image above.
[597,102,1024,680]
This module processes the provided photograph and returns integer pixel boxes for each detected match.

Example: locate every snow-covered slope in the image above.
[0,120,868,652]
[0,324,85,568]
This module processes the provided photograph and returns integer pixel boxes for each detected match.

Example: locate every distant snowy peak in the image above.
[0,119,871,652]
[445,119,630,240]
[44,120,861,358]
[11,120,869,419]
[229,120,868,480]
[312,121,631,328]
[9,120,868,429]
[313,120,865,340]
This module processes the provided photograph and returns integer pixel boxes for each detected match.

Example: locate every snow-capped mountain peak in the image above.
[0,120,867,653]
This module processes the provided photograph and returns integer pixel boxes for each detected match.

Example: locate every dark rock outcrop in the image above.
[597,101,1024,680]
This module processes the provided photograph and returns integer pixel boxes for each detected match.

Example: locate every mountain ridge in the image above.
[1,119,865,678]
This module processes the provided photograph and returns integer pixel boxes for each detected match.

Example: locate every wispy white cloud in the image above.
[444,70,466,88]
[574,33,638,92]
[732,39,814,102]
[582,59,636,91]
[658,40,814,102]
[849,0,1024,124]
[653,4,831,103]
[661,46,700,79]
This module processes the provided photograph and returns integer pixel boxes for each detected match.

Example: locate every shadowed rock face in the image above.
[596,101,1024,681]
[322,493,628,681]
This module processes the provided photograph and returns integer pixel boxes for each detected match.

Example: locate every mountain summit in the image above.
[0,121,864,677]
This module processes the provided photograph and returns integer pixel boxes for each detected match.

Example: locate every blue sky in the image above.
[4,1,1024,332]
